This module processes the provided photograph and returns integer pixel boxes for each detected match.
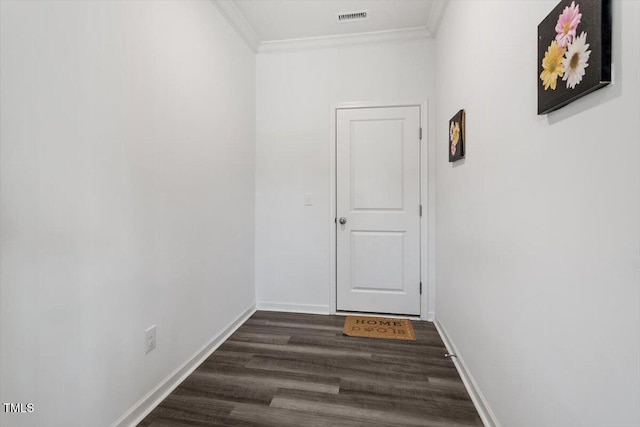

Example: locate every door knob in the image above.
[339,217,347,224]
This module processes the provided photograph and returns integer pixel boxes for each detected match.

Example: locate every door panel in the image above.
[351,231,405,292]
[336,106,421,315]
[351,119,404,210]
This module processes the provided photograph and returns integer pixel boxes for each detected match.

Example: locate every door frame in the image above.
[329,101,433,320]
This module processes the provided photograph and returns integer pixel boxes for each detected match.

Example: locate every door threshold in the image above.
[335,310,422,320]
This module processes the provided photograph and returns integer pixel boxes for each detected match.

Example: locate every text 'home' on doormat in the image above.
[343,316,416,341]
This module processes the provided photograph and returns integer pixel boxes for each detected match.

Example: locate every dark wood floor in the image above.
[139,311,482,427]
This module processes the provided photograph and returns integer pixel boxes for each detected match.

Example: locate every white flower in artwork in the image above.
[562,31,591,89]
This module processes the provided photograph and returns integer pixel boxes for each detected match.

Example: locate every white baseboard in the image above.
[256,301,330,315]
[433,317,500,427]
[111,304,257,427]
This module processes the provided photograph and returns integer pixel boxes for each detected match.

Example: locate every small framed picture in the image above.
[449,109,465,162]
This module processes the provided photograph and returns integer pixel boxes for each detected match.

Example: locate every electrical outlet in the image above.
[145,325,156,354]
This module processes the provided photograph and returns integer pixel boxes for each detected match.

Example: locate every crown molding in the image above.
[258,26,432,54]
[211,0,449,54]
[210,0,260,52]
[426,0,449,37]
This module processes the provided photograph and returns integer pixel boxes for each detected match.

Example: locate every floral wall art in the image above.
[538,0,611,114]
[449,109,465,163]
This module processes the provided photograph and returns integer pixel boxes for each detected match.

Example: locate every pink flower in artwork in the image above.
[555,1,582,48]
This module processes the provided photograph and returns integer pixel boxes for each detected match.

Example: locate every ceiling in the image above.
[213,0,447,52]
[232,0,438,42]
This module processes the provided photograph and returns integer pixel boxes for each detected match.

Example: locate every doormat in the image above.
[343,316,416,341]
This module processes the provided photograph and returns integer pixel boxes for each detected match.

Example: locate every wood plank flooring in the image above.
[138,311,482,427]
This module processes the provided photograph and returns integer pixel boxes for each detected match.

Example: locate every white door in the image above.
[336,106,421,315]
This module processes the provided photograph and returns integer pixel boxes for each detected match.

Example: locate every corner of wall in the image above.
[433,317,500,427]
[111,304,256,427]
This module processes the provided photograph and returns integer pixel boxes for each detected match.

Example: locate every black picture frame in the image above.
[537,0,611,115]
[448,109,465,163]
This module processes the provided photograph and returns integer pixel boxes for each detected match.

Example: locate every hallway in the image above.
[1,1,638,425]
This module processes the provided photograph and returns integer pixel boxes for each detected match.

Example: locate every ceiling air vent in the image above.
[336,10,369,23]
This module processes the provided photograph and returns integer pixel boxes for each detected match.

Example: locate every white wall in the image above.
[435,1,640,425]
[255,41,436,316]
[0,1,255,426]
